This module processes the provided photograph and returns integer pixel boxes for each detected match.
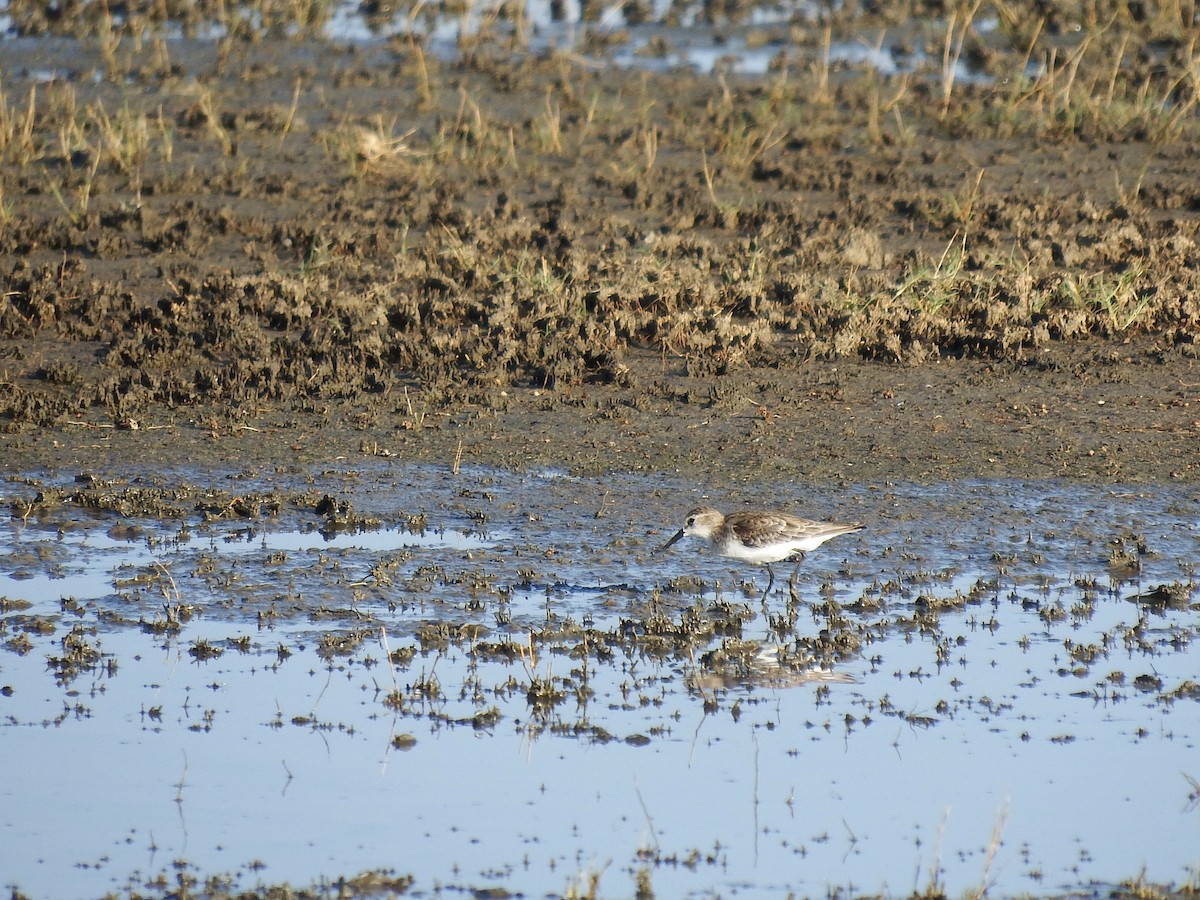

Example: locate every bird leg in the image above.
[760,563,776,605]
[787,553,806,603]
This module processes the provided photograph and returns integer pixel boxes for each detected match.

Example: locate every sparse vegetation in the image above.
[0,3,1197,434]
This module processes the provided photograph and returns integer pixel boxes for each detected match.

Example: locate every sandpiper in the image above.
[663,506,863,601]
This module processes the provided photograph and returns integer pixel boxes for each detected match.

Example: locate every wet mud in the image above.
[2,467,1198,898]
[2,6,1200,483]
[3,4,1200,897]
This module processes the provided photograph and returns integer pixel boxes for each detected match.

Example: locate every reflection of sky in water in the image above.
[1,470,1198,897]
[0,523,490,614]
[0,0,1004,81]
[214,523,491,553]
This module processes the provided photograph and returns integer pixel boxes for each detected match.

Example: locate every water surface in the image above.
[1,466,1197,896]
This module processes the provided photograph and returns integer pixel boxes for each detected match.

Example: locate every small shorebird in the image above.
[663,506,863,601]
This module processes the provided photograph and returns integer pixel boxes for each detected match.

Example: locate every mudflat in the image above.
[2,9,1199,483]
[2,12,1200,897]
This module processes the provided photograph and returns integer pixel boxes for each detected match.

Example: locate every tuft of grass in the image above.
[940,0,983,119]
[189,87,236,156]
[982,21,1200,143]
[1060,264,1150,333]
[536,90,563,153]
[324,117,420,177]
[562,866,605,900]
[604,122,659,184]
[811,24,833,105]
[89,100,151,196]
[894,234,969,316]
[0,82,40,167]
[701,149,741,219]
[41,151,102,227]
[943,168,986,230]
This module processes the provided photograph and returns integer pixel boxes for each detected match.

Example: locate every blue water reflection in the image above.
[1,469,1197,896]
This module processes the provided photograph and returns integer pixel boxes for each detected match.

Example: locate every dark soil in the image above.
[2,9,1200,484]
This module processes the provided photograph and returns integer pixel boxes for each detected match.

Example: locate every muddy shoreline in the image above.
[3,339,1198,484]
[3,16,1200,487]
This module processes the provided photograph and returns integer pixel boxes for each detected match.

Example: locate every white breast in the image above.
[715,533,799,564]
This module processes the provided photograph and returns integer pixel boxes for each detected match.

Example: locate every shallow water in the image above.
[0,0,995,80]
[1,464,1198,897]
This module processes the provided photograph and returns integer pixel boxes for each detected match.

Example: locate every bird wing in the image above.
[728,512,798,548]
